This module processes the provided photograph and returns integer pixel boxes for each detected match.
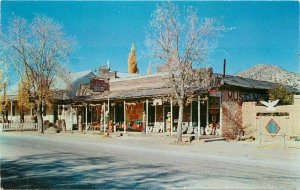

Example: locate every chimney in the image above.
[223,59,226,78]
[99,67,109,78]
[109,71,117,79]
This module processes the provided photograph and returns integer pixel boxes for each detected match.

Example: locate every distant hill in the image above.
[235,64,300,90]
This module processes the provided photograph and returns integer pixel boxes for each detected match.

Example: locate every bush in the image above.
[268,84,293,105]
[222,125,239,140]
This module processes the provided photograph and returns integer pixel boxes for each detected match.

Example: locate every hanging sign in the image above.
[153,99,162,106]
[90,78,109,93]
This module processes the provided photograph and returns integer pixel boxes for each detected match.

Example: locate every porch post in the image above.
[96,105,98,123]
[198,96,200,138]
[85,104,87,131]
[90,105,93,124]
[108,98,110,119]
[190,100,192,126]
[62,105,65,121]
[154,104,157,127]
[124,101,126,133]
[219,96,223,136]
[104,102,106,134]
[163,105,165,133]
[108,98,110,134]
[58,105,61,121]
[114,106,116,123]
[171,99,173,136]
[114,105,116,133]
[10,101,13,122]
[146,99,149,135]
[70,106,73,131]
[206,97,209,127]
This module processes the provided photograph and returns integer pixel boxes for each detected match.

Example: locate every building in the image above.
[3,66,300,139]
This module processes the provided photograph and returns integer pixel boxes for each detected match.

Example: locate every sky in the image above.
[1,1,299,78]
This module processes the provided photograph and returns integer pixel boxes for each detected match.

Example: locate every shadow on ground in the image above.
[1,152,186,189]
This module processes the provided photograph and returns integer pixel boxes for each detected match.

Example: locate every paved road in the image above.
[0,132,299,189]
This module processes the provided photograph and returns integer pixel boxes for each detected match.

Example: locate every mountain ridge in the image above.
[235,64,300,90]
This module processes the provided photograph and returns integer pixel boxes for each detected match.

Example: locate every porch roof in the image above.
[73,86,208,103]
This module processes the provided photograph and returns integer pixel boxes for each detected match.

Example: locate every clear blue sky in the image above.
[1,1,299,76]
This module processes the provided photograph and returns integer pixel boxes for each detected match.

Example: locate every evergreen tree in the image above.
[128,44,138,73]
[268,84,293,105]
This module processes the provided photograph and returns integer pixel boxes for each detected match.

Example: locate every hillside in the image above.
[235,64,300,89]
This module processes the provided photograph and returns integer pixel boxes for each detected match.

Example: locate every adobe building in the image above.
[70,66,299,139]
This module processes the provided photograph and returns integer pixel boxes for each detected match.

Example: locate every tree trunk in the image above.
[177,102,183,142]
[2,114,5,129]
[37,102,44,133]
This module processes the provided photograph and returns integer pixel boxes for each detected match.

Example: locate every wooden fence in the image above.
[1,122,38,131]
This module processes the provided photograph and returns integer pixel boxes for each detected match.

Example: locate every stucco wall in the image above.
[221,101,242,138]
[242,100,300,138]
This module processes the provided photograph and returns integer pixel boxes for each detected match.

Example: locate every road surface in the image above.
[0,132,299,189]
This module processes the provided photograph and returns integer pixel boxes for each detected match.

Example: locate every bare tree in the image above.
[1,15,74,133]
[146,2,223,142]
[0,59,9,123]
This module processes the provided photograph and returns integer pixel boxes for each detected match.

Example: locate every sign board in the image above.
[90,78,109,92]
[153,99,162,106]
[265,119,280,134]
[126,102,144,121]
[222,90,267,103]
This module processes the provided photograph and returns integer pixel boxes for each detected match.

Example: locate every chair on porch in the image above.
[91,122,101,130]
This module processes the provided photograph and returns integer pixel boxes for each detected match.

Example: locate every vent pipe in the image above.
[223,59,226,78]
